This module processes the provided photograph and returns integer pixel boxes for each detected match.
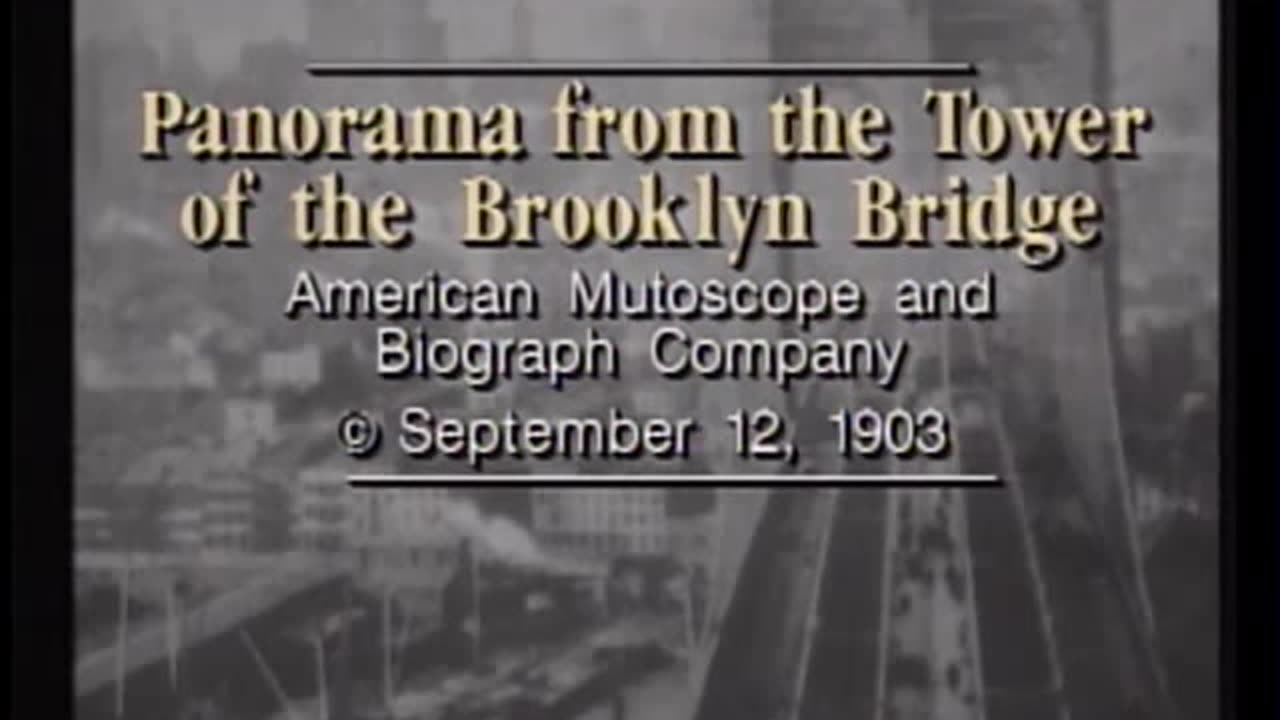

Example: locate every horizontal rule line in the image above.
[306,61,978,78]
[347,473,1002,488]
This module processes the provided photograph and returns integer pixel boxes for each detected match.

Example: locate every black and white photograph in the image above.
[69,1,1219,719]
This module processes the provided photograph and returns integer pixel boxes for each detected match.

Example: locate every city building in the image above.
[349,487,463,625]
[78,348,217,392]
[351,488,459,584]
[160,486,204,556]
[669,512,716,577]
[147,468,259,557]
[75,507,115,551]
[75,481,119,551]
[223,398,278,464]
[292,465,355,554]
[200,478,257,555]
[531,489,671,562]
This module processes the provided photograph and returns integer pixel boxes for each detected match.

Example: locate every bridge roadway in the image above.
[691,366,1177,720]
[796,483,888,720]
[76,566,349,719]
[692,489,839,720]
[956,403,1063,720]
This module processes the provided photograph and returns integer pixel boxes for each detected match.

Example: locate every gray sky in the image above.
[80,0,306,73]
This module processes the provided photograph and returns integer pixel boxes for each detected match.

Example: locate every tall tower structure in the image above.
[924,2,1176,718]
[695,2,1180,719]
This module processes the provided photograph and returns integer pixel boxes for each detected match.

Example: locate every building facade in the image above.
[74,507,115,550]
[532,489,671,562]
[223,398,278,465]
[199,479,257,554]
[160,497,203,556]
[292,467,355,554]
[350,488,460,587]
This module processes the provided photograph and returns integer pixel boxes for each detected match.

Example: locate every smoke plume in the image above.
[437,497,599,576]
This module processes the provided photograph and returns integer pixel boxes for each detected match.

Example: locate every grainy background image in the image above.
[73,1,1218,719]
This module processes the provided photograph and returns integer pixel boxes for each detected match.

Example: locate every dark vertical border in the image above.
[1218,0,1235,714]
[11,0,73,715]
[1223,0,1278,718]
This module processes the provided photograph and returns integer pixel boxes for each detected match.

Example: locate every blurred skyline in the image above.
[77,0,305,72]
[77,0,1215,93]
